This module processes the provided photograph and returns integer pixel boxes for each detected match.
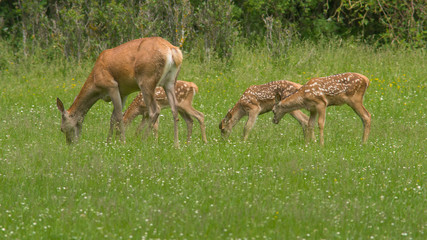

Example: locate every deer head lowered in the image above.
[123,80,207,143]
[56,37,183,147]
[272,72,371,145]
[219,80,309,141]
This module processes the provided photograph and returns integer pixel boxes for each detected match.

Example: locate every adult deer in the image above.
[272,72,371,145]
[219,80,309,141]
[123,80,207,143]
[56,37,183,147]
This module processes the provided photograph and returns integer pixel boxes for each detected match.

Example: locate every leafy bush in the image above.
[0,0,425,60]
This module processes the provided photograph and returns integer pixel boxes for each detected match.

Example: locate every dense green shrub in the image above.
[0,0,425,60]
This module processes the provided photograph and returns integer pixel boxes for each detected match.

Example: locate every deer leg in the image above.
[139,85,159,141]
[190,108,207,143]
[243,110,260,141]
[182,104,207,143]
[306,110,318,144]
[316,106,327,146]
[136,114,149,136]
[144,102,159,140]
[179,111,193,143]
[289,110,309,136]
[164,83,180,148]
[121,95,128,110]
[152,114,160,141]
[348,101,371,144]
[107,87,125,143]
[114,95,128,139]
[136,108,160,140]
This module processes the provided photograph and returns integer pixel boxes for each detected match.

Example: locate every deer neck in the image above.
[228,104,245,127]
[280,92,305,113]
[67,80,101,123]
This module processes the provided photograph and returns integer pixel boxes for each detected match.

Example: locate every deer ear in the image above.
[275,93,281,104]
[56,98,65,113]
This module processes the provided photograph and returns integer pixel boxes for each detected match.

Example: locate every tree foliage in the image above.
[0,0,425,60]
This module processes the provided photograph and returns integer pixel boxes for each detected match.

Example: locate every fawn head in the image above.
[56,98,81,144]
[272,93,286,124]
[219,111,233,139]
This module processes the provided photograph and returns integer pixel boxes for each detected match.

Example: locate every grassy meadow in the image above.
[0,40,425,239]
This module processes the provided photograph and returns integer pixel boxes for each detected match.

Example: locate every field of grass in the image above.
[0,40,425,239]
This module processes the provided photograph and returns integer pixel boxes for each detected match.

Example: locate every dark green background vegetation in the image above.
[0,0,425,62]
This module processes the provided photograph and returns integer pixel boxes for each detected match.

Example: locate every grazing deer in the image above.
[123,80,207,143]
[272,72,371,145]
[219,80,309,141]
[56,37,183,147]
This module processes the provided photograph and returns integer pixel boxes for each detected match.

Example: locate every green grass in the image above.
[0,40,425,239]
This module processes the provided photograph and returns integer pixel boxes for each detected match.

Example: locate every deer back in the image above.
[154,81,198,108]
[123,80,198,122]
[238,80,302,113]
[299,72,369,105]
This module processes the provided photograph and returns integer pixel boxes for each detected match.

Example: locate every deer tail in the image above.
[187,82,199,96]
[171,47,183,67]
[358,73,370,89]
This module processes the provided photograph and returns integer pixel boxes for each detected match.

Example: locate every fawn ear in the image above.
[56,98,65,113]
[274,93,281,104]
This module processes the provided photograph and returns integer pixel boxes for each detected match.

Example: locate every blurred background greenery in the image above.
[0,0,425,64]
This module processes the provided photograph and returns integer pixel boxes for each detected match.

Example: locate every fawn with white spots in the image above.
[219,80,309,141]
[56,37,183,147]
[272,72,371,145]
[123,81,207,143]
